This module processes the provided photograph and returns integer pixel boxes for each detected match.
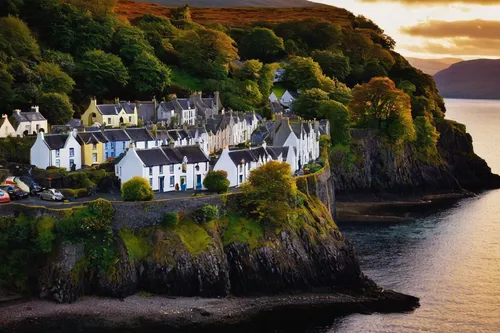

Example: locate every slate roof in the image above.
[153,130,172,142]
[77,133,100,145]
[91,131,109,143]
[97,102,136,116]
[167,129,190,141]
[270,101,284,114]
[266,146,289,160]
[227,147,270,166]
[290,123,303,138]
[102,129,130,142]
[125,128,154,142]
[43,134,68,150]
[13,111,46,123]
[137,102,156,123]
[136,148,171,167]
[161,146,209,164]
[66,119,82,127]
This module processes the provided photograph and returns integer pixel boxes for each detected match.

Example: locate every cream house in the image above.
[0,115,17,138]
[81,98,138,127]
[12,107,48,136]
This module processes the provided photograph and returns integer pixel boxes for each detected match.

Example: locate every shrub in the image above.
[67,172,92,189]
[203,170,230,193]
[193,205,218,224]
[122,177,154,201]
[162,212,179,228]
[35,216,55,253]
[61,188,88,199]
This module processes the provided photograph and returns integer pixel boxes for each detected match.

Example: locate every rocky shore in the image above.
[0,290,419,333]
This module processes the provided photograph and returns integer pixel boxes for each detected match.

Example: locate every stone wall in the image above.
[296,161,336,218]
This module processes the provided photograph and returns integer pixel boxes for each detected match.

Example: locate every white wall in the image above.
[0,119,16,138]
[30,135,50,169]
[16,120,48,136]
[116,149,145,185]
[213,148,238,187]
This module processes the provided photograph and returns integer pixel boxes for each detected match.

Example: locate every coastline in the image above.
[0,290,419,332]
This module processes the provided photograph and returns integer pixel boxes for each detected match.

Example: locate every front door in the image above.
[196,174,202,190]
[159,176,164,192]
[180,176,187,191]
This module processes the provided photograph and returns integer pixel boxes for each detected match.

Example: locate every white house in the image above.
[269,92,279,103]
[30,130,82,171]
[280,90,299,107]
[0,115,17,138]
[266,146,298,173]
[115,146,210,192]
[125,128,156,149]
[12,107,48,136]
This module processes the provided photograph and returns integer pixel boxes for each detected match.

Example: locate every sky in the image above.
[315,0,500,60]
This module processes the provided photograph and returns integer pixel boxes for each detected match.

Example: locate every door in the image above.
[180,176,187,191]
[196,175,202,190]
[159,177,164,192]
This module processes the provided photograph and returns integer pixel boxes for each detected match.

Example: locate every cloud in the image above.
[360,0,500,4]
[405,38,500,56]
[401,19,500,39]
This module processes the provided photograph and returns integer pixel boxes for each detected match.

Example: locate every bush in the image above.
[122,177,154,202]
[35,216,55,253]
[67,172,93,189]
[193,205,218,224]
[60,188,89,199]
[203,170,230,193]
[162,212,179,228]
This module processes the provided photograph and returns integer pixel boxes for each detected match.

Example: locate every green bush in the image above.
[121,177,154,202]
[35,216,55,253]
[162,212,179,228]
[203,170,230,193]
[67,172,93,189]
[193,205,218,224]
[60,188,88,199]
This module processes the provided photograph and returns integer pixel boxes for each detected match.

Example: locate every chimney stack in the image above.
[33,106,39,113]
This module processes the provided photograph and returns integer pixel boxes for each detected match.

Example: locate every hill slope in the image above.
[407,57,462,75]
[434,59,500,99]
[134,0,325,7]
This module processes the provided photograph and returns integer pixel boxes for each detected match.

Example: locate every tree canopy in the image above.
[239,28,285,63]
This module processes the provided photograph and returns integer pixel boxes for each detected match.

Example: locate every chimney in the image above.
[214,91,220,111]
[33,106,39,113]
[14,109,21,114]
[1,114,6,119]
[37,131,45,141]
[72,128,78,138]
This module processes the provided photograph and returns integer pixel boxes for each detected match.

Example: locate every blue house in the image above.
[101,129,131,160]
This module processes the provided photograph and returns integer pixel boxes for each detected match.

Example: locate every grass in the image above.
[173,219,212,254]
[171,67,204,91]
[222,214,264,249]
[271,83,287,99]
[119,228,151,263]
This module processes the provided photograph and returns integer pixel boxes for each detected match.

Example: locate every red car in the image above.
[0,189,11,203]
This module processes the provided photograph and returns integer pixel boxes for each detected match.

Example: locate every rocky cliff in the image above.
[331,119,500,199]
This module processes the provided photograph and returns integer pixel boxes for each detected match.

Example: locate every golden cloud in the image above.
[405,38,500,56]
[401,19,500,39]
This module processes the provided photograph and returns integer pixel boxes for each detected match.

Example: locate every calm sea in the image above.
[329,99,500,332]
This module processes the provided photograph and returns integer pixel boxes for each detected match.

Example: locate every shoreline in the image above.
[0,290,419,332]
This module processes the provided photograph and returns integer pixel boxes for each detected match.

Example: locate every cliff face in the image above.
[331,120,500,199]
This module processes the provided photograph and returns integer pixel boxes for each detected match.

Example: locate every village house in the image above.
[99,129,131,160]
[81,98,138,127]
[30,130,82,171]
[11,107,48,136]
[0,115,17,138]
[76,132,108,166]
[124,128,156,149]
[136,99,158,125]
[115,146,210,192]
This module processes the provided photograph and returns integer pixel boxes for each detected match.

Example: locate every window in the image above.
[55,149,60,158]
[170,176,175,187]
[92,153,97,163]
[55,159,60,167]
[155,140,159,147]
[129,116,132,123]
[70,159,74,168]
[159,165,163,174]
[149,167,153,176]
[36,124,40,132]
[122,142,126,150]
[106,152,108,159]
[239,175,243,183]
[111,142,115,149]
[69,148,74,157]
[145,141,148,149]
[119,167,122,175]
[92,144,97,150]
[149,178,153,187]
[169,165,174,174]
[108,117,111,124]
[181,162,187,173]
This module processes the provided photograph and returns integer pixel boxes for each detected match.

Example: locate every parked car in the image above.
[0,189,11,203]
[39,188,65,201]
[0,185,29,200]
[5,176,41,195]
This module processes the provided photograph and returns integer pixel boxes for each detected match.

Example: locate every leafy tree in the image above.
[193,205,218,224]
[174,28,238,80]
[341,30,373,63]
[42,49,75,73]
[38,92,74,125]
[258,63,279,101]
[35,62,75,95]
[398,80,416,96]
[349,77,415,143]
[293,88,330,119]
[76,50,129,98]
[411,95,431,118]
[111,26,154,65]
[67,0,118,18]
[363,59,387,82]
[236,60,263,80]
[162,212,179,228]
[129,51,172,96]
[0,16,40,59]
[328,79,352,105]
[171,5,192,22]
[134,14,178,63]
[0,65,14,115]
[283,56,335,92]
[121,176,154,201]
[203,170,230,193]
[239,28,285,62]
[8,60,41,106]
[414,116,439,159]
[274,19,341,51]
[311,50,351,80]
[1,0,23,16]
[318,100,351,145]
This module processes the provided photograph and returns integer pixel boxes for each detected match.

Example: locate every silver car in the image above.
[40,189,65,201]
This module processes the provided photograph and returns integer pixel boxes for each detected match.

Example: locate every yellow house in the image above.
[81,98,138,127]
[76,132,107,166]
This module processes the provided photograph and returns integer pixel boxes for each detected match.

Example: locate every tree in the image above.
[274,19,341,51]
[111,26,154,65]
[362,59,387,82]
[236,60,263,80]
[293,88,330,120]
[203,170,230,193]
[239,28,285,62]
[36,62,75,95]
[283,56,334,92]
[258,63,279,101]
[398,80,417,96]
[174,28,238,80]
[42,49,75,73]
[350,77,415,143]
[414,116,440,159]
[317,100,351,145]
[121,176,154,201]
[0,16,40,59]
[162,212,179,228]
[38,93,74,125]
[129,51,172,95]
[171,5,192,22]
[67,0,118,18]
[311,50,351,80]
[76,50,129,98]
[328,79,352,105]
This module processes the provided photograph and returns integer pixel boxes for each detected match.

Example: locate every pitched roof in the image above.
[66,118,82,127]
[77,132,99,145]
[91,131,109,143]
[97,102,136,116]
[0,117,6,128]
[161,146,208,164]
[13,111,46,123]
[227,147,270,166]
[153,130,172,141]
[125,128,154,142]
[137,102,156,123]
[102,129,130,142]
[136,148,171,167]
[43,134,68,150]
[290,123,303,138]
[266,146,289,160]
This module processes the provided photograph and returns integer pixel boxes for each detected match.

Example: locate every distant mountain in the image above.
[406,57,463,75]
[434,59,500,100]
[133,0,325,7]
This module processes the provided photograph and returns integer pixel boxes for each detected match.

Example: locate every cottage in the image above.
[280,90,299,107]
[115,146,210,192]
[76,132,108,166]
[81,98,138,127]
[0,115,17,138]
[30,131,82,171]
[98,129,131,160]
[125,128,157,149]
[11,107,48,136]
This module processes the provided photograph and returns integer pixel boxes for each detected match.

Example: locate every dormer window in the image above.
[92,144,97,150]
